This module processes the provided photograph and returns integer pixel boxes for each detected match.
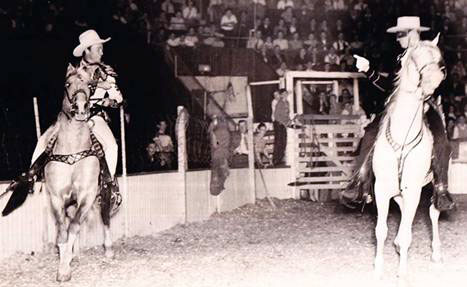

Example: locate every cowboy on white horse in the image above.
[341,16,455,212]
[4,30,123,211]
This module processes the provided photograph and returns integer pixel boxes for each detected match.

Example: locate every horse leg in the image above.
[103,224,114,258]
[49,194,72,282]
[374,180,392,280]
[58,194,95,282]
[429,203,442,263]
[66,204,80,261]
[396,187,422,285]
[393,195,404,253]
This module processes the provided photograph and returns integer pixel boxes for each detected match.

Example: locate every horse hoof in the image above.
[56,271,72,282]
[431,254,443,264]
[105,248,114,259]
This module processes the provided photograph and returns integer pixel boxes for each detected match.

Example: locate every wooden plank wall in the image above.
[0,168,261,260]
[293,115,363,201]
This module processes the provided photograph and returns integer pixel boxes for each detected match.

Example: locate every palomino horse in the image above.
[372,35,445,285]
[45,64,114,282]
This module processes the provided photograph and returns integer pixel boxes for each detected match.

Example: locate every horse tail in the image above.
[340,116,380,209]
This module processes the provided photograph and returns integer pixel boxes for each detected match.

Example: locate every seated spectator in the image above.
[294,48,309,69]
[328,94,342,115]
[287,17,300,35]
[220,8,237,47]
[332,32,349,55]
[273,19,288,37]
[166,32,182,47]
[305,60,316,71]
[332,19,346,37]
[161,0,176,17]
[320,19,331,35]
[289,32,304,51]
[340,88,353,104]
[182,0,199,25]
[184,27,199,47]
[169,11,187,31]
[281,7,294,24]
[341,101,353,116]
[254,123,273,167]
[276,62,289,77]
[220,8,237,33]
[317,31,330,52]
[324,47,340,70]
[353,0,368,12]
[153,121,175,169]
[258,45,271,64]
[308,46,323,70]
[452,115,467,140]
[271,45,286,67]
[246,30,264,50]
[273,31,289,50]
[306,18,318,38]
[141,142,160,171]
[263,36,274,50]
[258,17,273,38]
[277,0,294,10]
[341,47,356,69]
[304,33,318,50]
[332,0,347,10]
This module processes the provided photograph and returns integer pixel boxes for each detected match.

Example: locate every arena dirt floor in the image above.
[1,193,466,287]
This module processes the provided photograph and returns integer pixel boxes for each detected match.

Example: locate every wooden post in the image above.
[176,106,188,222]
[245,85,256,205]
[119,106,129,238]
[33,97,41,140]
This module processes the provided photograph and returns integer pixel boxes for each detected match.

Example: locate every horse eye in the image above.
[65,82,71,88]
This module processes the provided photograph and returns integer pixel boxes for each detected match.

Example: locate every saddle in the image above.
[2,133,122,220]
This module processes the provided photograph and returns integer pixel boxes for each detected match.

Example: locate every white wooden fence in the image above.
[0,107,294,260]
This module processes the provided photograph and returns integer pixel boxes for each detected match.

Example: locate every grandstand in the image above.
[0,0,466,180]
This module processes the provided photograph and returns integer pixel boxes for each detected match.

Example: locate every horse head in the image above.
[63,63,92,121]
[410,34,445,97]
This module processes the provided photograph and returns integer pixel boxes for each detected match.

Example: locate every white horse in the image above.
[372,35,445,284]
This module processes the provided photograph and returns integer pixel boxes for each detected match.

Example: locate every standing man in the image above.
[341,17,454,211]
[7,29,123,195]
[273,89,290,166]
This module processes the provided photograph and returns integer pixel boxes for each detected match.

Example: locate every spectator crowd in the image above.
[1,0,467,176]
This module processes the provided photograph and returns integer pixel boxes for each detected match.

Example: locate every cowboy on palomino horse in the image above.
[3,29,123,216]
[341,16,455,212]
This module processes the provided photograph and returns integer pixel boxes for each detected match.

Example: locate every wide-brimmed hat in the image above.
[386,16,429,33]
[73,29,111,57]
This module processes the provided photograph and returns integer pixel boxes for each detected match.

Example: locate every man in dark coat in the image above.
[341,16,454,212]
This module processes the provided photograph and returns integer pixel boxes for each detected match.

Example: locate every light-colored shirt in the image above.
[78,59,123,106]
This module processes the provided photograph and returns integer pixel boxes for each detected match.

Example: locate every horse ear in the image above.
[431,33,440,46]
[66,63,75,75]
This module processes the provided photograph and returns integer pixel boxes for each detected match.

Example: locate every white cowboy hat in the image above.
[386,16,430,33]
[73,29,111,57]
